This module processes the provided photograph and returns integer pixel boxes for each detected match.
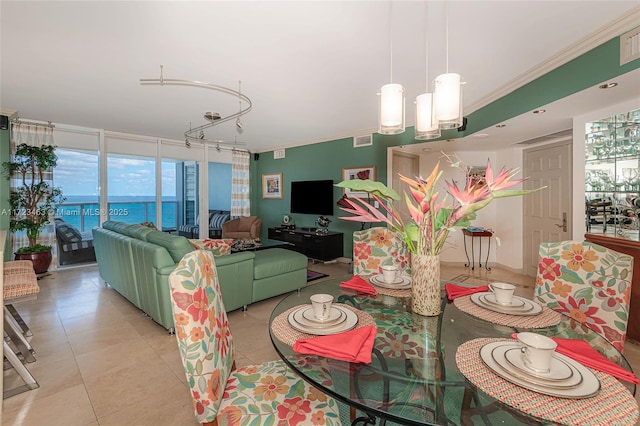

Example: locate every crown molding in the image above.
[466,5,640,115]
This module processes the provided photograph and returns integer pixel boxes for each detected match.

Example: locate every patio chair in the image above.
[168,249,341,425]
[352,227,411,276]
[534,240,633,352]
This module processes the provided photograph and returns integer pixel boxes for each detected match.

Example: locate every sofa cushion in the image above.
[209,213,230,230]
[253,248,307,280]
[189,238,233,256]
[124,224,155,241]
[56,220,82,243]
[103,220,132,235]
[145,230,194,263]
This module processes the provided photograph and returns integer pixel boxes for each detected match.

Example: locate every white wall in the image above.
[494,147,526,270]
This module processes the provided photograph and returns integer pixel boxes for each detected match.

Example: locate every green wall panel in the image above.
[256,134,406,258]
[464,37,640,136]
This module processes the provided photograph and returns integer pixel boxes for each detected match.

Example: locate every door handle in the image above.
[555,212,567,232]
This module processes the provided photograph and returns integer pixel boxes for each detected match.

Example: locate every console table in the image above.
[267,227,343,261]
[462,228,493,271]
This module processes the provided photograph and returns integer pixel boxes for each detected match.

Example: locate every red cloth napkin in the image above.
[340,275,378,295]
[445,283,489,301]
[293,325,377,364]
[552,337,640,384]
[510,334,640,384]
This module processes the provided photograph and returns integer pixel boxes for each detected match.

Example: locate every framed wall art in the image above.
[468,166,487,188]
[342,165,376,198]
[262,173,283,199]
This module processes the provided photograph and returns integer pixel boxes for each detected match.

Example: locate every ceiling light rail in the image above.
[140,65,252,148]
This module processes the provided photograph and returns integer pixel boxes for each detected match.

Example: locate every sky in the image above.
[54,148,177,199]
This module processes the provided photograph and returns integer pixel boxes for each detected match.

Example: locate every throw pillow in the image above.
[209,213,230,230]
[55,220,82,243]
[230,238,262,251]
[140,221,157,230]
[189,238,233,256]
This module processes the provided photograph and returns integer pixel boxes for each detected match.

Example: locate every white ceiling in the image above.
[1,1,639,153]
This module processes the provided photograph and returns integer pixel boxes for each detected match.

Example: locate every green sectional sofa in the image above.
[92,221,307,331]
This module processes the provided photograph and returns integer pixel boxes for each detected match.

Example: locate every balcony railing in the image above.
[56,201,178,232]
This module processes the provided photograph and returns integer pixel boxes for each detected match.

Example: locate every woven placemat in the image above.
[456,338,639,426]
[369,285,411,298]
[271,304,376,346]
[454,295,561,328]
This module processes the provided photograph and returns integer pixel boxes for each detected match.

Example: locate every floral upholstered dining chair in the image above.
[168,250,342,426]
[535,240,633,353]
[352,227,411,276]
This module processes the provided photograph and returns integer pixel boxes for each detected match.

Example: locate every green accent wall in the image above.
[463,37,640,136]
[1,128,10,260]
[255,32,640,259]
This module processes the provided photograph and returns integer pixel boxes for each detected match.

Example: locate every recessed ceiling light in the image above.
[599,82,618,89]
[496,124,506,128]
[533,109,546,114]
[472,133,489,139]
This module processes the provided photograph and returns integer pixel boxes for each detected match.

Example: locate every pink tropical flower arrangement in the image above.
[336,157,544,256]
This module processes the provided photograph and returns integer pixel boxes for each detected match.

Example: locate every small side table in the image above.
[462,229,494,271]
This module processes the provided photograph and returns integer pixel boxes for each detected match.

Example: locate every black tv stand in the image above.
[268,227,343,261]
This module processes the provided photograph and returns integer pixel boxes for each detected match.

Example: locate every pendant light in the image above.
[378,1,405,135]
[434,1,463,130]
[414,2,440,140]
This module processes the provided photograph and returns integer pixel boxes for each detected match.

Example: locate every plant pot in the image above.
[15,250,52,274]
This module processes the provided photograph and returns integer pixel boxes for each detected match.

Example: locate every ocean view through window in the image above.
[54,150,180,232]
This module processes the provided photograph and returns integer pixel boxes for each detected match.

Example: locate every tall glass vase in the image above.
[411,254,442,316]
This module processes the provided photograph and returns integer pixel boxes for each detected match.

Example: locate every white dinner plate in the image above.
[482,293,526,308]
[293,306,347,329]
[301,306,344,325]
[471,293,542,316]
[499,347,583,389]
[288,305,358,335]
[503,347,574,382]
[480,341,599,398]
[369,274,412,289]
[478,293,534,312]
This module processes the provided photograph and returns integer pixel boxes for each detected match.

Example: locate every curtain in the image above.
[231,150,250,218]
[9,123,58,269]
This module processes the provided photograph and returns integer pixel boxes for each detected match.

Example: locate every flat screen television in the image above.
[290,180,334,215]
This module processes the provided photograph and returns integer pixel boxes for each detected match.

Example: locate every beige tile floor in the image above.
[2,260,639,425]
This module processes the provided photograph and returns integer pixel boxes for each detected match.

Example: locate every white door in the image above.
[391,151,419,223]
[523,140,573,277]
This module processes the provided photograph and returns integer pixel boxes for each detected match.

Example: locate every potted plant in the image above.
[336,156,545,316]
[2,143,64,273]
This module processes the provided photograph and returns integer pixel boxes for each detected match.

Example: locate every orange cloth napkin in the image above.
[445,283,489,301]
[293,325,377,364]
[340,275,378,295]
[510,334,640,384]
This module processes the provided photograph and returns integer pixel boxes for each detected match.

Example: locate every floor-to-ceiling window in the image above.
[161,159,199,232]
[107,153,157,225]
[54,148,100,232]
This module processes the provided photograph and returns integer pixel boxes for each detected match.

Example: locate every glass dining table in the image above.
[268,276,638,426]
